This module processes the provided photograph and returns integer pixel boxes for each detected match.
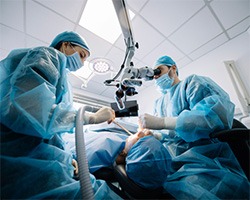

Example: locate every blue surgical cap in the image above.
[154,55,178,75]
[126,136,172,189]
[154,55,175,67]
[50,31,90,55]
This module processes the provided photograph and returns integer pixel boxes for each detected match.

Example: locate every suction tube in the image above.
[75,106,98,199]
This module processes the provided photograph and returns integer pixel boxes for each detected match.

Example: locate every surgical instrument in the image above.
[112,120,133,136]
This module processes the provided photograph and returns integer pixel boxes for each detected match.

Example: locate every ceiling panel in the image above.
[99,86,118,99]
[211,0,250,30]
[26,34,48,48]
[227,17,250,38]
[1,26,26,51]
[82,79,107,95]
[168,7,223,54]
[35,0,87,22]
[127,0,148,13]
[0,0,24,32]
[142,39,185,66]
[68,73,84,89]
[128,16,165,59]
[140,0,205,37]
[0,49,9,60]
[114,36,127,52]
[91,71,116,85]
[26,0,75,43]
[105,46,127,72]
[176,56,192,69]
[132,57,148,69]
[76,26,113,59]
[189,33,228,60]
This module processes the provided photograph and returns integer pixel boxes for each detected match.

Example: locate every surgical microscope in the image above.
[104,0,161,111]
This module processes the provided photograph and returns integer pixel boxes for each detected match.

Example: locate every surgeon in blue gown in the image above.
[135,55,250,199]
[0,31,123,199]
[139,55,235,141]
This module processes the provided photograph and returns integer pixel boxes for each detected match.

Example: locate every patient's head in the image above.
[125,135,172,189]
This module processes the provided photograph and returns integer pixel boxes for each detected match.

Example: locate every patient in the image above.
[74,129,152,173]
[115,129,152,164]
[124,134,250,199]
[70,130,149,176]
[81,128,249,199]
[80,128,172,190]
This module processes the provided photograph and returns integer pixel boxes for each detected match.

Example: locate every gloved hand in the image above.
[124,131,144,153]
[72,159,78,176]
[116,130,151,164]
[139,113,177,130]
[84,106,115,124]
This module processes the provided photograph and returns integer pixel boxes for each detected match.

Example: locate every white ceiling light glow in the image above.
[71,61,94,88]
[90,58,113,74]
[79,0,135,44]
[72,61,93,79]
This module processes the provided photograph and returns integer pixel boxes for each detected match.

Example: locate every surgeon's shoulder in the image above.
[182,74,208,85]
[29,46,66,63]
[32,46,63,56]
[1,48,30,61]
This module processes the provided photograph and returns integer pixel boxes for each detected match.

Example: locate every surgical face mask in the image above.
[155,69,174,94]
[65,45,83,71]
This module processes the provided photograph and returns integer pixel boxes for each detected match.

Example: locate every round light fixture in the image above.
[89,58,113,74]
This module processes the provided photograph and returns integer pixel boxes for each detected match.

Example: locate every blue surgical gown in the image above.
[154,74,235,142]
[162,137,249,199]
[0,47,76,138]
[147,75,249,198]
[0,47,122,199]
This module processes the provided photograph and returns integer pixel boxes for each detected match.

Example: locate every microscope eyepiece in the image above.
[153,68,161,76]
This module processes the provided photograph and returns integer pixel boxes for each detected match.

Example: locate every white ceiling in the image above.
[1,0,249,101]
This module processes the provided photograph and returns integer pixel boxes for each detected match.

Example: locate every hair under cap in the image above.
[50,31,90,55]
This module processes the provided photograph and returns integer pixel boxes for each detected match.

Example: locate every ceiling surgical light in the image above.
[90,58,113,74]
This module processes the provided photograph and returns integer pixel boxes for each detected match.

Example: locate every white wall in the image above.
[136,31,250,117]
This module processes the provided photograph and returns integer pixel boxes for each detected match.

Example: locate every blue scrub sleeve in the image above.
[0,47,76,139]
[175,76,235,142]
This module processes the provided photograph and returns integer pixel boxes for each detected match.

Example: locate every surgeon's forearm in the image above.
[139,114,177,130]
[163,117,177,130]
[51,109,76,134]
